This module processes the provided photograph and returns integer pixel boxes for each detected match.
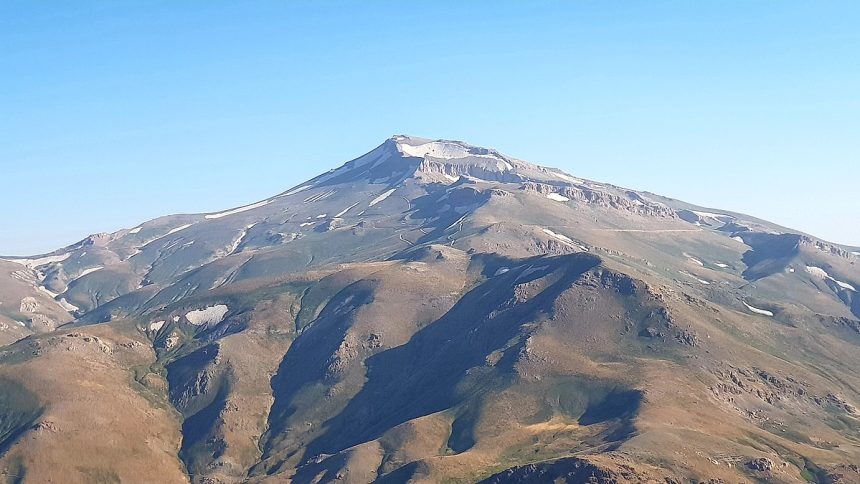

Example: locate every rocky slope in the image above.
[0,136,859,483]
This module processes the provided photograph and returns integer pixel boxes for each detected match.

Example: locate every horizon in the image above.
[3,1,859,254]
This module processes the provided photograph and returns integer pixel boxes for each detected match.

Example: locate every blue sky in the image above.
[2,1,858,255]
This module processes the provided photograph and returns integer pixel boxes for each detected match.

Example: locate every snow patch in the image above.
[3,253,71,269]
[714,263,729,268]
[36,286,59,298]
[494,267,510,276]
[185,305,229,327]
[399,140,482,160]
[166,224,193,236]
[834,280,856,291]
[128,226,142,234]
[282,185,312,197]
[732,236,745,244]
[369,188,397,207]
[303,189,337,204]
[546,193,570,202]
[552,172,583,184]
[683,253,704,266]
[542,229,573,244]
[205,200,270,219]
[77,266,103,278]
[149,320,165,332]
[679,271,710,285]
[444,174,460,182]
[299,222,315,227]
[692,211,734,220]
[316,214,327,219]
[743,301,773,317]
[541,229,588,251]
[805,266,856,291]
[226,226,254,255]
[58,298,80,313]
[335,202,360,218]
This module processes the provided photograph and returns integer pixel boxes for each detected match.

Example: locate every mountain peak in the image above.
[390,134,512,166]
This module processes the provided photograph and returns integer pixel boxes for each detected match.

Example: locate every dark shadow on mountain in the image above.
[260,280,378,462]
[740,232,803,281]
[285,253,601,464]
[0,378,43,460]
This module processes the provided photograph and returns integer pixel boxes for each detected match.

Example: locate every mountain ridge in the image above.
[0,135,859,483]
[6,135,858,263]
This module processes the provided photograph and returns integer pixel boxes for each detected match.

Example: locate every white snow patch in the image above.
[546,193,570,202]
[682,253,704,266]
[805,266,856,291]
[172,316,180,322]
[299,222,315,227]
[185,305,229,327]
[77,266,103,278]
[282,185,312,197]
[369,188,397,207]
[226,227,253,255]
[3,253,71,269]
[166,224,193,236]
[853,251,860,256]
[679,271,710,285]
[36,286,59,299]
[399,140,478,159]
[494,267,510,276]
[205,200,270,219]
[304,189,337,203]
[149,320,165,332]
[335,202,360,218]
[541,229,588,251]
[834,280,857,291]
[36,286,59,298]
[805,266,829,279]
[743,301,773,317]
[444,174,460,182]
[732,236,745,244]
[553,172,583,184]
[714,263,729,268]
[58,298,80,313]
[692,211,734,220]
[316,214,327,219]
[542,229,573,244]
[128,226,142,234]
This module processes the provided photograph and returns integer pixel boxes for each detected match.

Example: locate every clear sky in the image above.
[2,1,858,255]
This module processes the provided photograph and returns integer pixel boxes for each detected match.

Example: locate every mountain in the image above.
[1,135,859,483]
